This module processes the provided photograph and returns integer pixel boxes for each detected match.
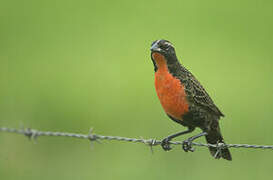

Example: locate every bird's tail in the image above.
[205,127,232,161]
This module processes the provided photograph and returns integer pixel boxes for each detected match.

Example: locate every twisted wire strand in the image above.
[0,127,273,150]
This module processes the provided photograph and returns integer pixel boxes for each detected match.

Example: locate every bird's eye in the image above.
[160,43,169,49]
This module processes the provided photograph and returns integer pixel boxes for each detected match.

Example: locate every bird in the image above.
[150,39,232,160]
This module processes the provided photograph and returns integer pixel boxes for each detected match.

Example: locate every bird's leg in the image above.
[161,127,195,151]
[182,131,208,152]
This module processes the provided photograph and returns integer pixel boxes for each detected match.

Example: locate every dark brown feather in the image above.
[167,62,224,118]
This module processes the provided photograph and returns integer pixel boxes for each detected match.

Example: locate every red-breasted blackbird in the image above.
[150,39,232,160]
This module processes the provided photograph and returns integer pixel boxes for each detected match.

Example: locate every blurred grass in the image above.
[1,0,273,179]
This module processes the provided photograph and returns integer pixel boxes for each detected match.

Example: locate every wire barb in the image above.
[0,127,273,150]
[214,142,225,158]
[145,138,157,154]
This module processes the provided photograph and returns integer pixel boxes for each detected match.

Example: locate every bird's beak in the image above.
[150,41,161,52]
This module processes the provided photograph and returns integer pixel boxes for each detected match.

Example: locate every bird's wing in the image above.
[179,68,224,117]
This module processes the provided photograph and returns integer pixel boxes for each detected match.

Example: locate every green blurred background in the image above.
[1,0,273,179]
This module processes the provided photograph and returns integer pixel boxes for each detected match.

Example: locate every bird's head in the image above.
[150,39,178,71]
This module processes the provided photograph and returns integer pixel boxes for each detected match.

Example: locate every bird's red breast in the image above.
[153,52,189,120]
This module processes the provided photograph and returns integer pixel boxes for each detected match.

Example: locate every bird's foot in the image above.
[182,139,195,152]
[161,138,172,151]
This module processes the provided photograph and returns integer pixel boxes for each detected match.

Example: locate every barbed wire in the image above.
[0,127,273,151]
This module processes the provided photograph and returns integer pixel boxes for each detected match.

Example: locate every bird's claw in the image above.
[161,138,172,151]
[182,140,195,152]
